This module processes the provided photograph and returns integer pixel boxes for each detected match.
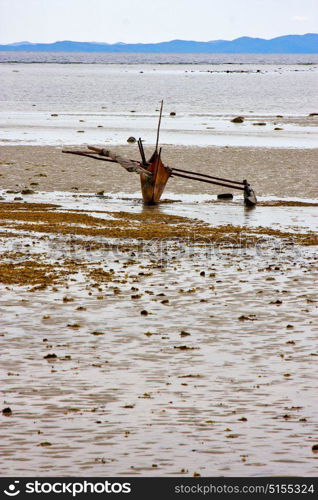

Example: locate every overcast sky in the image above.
[0,0,317,44]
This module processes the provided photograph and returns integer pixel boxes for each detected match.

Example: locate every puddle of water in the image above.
[0,191,317,477]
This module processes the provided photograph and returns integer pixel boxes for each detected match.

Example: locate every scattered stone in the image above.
[253,122,266,126]
[90,331,105,336]
[96,190,104,196]
[51,114,58,117]
[38,441,52,446]
[77,130,85,133]
[21,189,35,195]
[312,444,318,452]
[180,331,191,337]
[140,309,148,316]
[217,193,233,200]
[43,353,57,359]
[274,127,283,130]
[174,345,197,350]
[170,111,176,116]
[2,407,12,416]
[308,113,318,117]
[63,296,74,303]
[127,136,136,143]
[200,271,205,276]
[238,314,257,321]
[231,116,244,123]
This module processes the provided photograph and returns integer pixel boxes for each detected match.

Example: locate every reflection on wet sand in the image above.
[0,196,317,476]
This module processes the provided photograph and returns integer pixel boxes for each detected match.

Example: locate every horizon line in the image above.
[1,33,317,46]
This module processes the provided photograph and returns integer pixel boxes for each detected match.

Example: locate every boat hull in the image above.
[140,151,171,205]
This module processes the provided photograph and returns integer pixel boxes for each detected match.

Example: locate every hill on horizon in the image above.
[0,34,317,53]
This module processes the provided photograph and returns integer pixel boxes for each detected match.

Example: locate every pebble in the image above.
[217,193,233,200]
[2,407,12,416]
[21,189,35,195]
[231,116,244,123]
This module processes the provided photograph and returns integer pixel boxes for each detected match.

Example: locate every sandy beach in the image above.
[1,142,318,477]
[1,53,318,478]
[1,145,318,198]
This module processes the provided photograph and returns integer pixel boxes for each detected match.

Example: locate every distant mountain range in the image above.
[0,34,317,53]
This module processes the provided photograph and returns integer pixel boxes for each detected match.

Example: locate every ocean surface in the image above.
[1,52,318,64]
[1,52,318,147]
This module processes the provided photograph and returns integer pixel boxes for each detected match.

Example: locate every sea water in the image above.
[0,52,318,147]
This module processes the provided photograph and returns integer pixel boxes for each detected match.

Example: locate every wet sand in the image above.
[0,146,318,477]
[1,145,318,198]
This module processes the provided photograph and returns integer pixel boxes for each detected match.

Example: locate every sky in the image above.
[0,0,317,44]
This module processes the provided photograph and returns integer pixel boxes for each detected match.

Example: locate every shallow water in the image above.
[0,190,317,476]
[1,62,318,147]
[1,53,317,476]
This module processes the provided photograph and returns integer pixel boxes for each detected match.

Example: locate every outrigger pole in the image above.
[170,170,245,190]
[169,168,257,206]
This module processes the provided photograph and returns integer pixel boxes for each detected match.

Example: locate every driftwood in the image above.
[62,145,152,178]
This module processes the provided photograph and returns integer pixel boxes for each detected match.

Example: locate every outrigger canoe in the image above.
[62,100,257,207]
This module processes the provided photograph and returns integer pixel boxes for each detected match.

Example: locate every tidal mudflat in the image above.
[0,184,317,476]
[1,56,318,476]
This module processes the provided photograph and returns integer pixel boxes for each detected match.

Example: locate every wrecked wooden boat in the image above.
[62,101,257,207]
[139,148,172,205]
